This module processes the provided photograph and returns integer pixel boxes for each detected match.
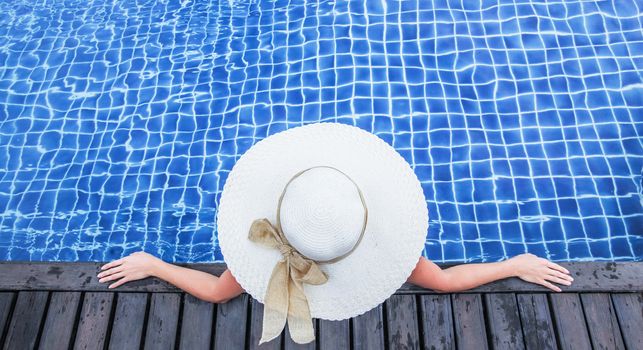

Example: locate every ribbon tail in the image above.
[259,261,289,345]
[286,276,316,344]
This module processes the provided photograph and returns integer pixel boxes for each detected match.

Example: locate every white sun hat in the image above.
[217,122,428,344]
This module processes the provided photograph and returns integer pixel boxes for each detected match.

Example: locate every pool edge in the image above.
[0,261,641,293]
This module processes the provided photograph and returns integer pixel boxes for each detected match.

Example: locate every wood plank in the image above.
[581,293,625,350]
[611,293,643,350]
[385,294,420,350]
[484,294,524,350]
[2,291,48,350]
[38,292,82,350]
[419,294,455,350]
[178,294,214,350]
[516,294,557,350]
[452,294,488,350]
[284,319,316,350]
[0,292,16,346]
[399,261,642,293]
[143,293,181,350]
[213,294,249,349]
[319,319,349,350]
[248,299,282,350]
[73,292,115,350]
[1,262,640,292]
[352,304,385,350]
[549,294,591,350]
[0,262,226,292]
[108,293,148,350]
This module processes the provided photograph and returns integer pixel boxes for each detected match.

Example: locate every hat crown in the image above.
[279,167,366,262]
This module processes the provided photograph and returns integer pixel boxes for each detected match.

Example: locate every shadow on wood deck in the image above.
[0,262,641,349]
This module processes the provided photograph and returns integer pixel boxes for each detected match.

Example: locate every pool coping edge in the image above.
[0,261,641,293]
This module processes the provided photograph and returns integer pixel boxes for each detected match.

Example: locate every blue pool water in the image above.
[0,0,641,263]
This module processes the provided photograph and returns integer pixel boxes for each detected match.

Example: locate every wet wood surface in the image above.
[1,262,640,292]
[0,262,641,349]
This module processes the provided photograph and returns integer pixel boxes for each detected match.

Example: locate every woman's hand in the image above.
[508,253,573,292]
[97,251,162,289]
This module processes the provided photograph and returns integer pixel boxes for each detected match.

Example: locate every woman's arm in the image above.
[97,252,244,303]
[407,253,573,292]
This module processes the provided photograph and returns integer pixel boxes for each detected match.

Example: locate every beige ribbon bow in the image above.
[249,218,328,344]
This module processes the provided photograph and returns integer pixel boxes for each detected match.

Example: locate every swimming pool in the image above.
[0,0,641,263]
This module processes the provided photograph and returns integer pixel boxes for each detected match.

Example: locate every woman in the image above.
[100,124,578,340]
[97,124,574,307]
[97,251,573,304]
[99,124,578,345]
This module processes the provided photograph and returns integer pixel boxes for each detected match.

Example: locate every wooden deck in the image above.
[0,262,641,350]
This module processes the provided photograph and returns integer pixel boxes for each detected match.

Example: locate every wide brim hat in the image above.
[218,122,428,321]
